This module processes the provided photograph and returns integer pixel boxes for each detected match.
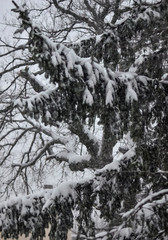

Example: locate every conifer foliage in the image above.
[0,0,168,239]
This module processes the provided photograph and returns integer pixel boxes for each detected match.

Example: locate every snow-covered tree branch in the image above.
[0,0,168,239]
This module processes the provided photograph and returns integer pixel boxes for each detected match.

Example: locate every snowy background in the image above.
[0,1,13,31]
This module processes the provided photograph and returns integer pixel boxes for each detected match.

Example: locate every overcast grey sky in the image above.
[0,0,14,31]
[0,0,13,20]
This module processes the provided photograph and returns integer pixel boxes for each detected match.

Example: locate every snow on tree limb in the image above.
[0,151,132,239]
[11,5,151,123]
[0,148,168,239]
[0,1,168,239]
[113,189,168,239]
[19,70,48,93]
[66,0,166,69]
[9,0,168,173]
